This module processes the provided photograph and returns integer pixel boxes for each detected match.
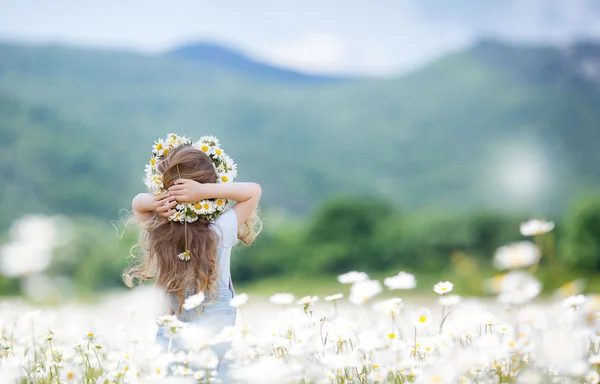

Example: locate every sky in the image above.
[0,0,599,76]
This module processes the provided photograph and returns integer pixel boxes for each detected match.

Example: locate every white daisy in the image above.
[297,296,319,305]
[433,281,454,295]
[152,139,166,156]
[218,172,234,183]
[479,312,500,326]
[384,271,416,290]
[230,293,249,307]
[192,141,212,155]
[411,308,432,327]
[169,211,184,223]
[520,219,555,236]
[325,293,343,301]
[493,241,540,270]
[192,201,216,215]
[196,349,219,369]
[214,198,227,211]
[497,271,542,305]
[372,298,403,315]
[212,146,225,158]
[269,293,295,305]
[199,135,220,146]
[220,153,236,169]
[586,370,599,384]
[149,174,163,188]
[337,271,368,284]
[349,280,382,305]
[177,250,191,261]
[183,292,205,310]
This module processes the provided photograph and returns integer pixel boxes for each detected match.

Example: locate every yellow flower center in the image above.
[419,316,427,323]
[163,149,169,155]
[387,333,396,339]
[67,372,75,379]
[215,149,222,155]
[150,158,156,165]
[87,333,94,338]
[441,287,447,291]
[195,203,201,210]
[221,175,228,182]
[217,200,224,206]
[372,364,379,369]
[203,203,210,210]
[156,143,163,150]
[201,145,209,152]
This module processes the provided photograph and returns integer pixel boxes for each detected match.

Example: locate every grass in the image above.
[236,266,600,298]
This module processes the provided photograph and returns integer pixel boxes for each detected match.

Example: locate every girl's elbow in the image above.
[252,183,262,198]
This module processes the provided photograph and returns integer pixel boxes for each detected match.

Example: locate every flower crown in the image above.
[144,133,237,225]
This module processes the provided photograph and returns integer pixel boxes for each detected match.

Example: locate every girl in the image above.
[123,143,261,357]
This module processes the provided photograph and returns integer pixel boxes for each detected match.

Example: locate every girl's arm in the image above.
[168,181,261,227]
[132,193,178,221]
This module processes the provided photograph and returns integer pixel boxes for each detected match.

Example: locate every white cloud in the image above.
[263,33,348,74]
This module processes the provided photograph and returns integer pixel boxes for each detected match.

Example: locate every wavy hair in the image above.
[123,145,261,313]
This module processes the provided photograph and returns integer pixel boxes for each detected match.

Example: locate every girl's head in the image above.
[123,145,261,310]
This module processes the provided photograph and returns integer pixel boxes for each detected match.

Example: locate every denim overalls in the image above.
[155,209,239,368]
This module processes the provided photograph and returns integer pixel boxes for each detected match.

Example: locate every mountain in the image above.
[0,93,128,229]
[471,39,600,89]
[166,42,347,84]
[0,39,599,228]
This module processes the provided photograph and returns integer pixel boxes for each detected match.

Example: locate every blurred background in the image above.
[1,0,600,300]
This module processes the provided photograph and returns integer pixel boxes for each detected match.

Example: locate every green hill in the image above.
[0,40,599,228]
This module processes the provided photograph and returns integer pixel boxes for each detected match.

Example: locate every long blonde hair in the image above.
[123,145,261,312]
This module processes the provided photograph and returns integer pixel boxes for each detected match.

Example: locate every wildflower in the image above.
[177,250,191,261]
[373,298,404,315]
[563,294,586,309]
[269,293,295,305]
[493,241,540,270]
[479,312,500,326]
[586,370,599,384]
[195,349,219,369]
[337,271,368,284]
[439,294,461,307]
[497,323,513,334]
[60,364,81,383]
[433,281,454,295]
[349,280,382,305]
[520,219,554,236]
[297,296,319,305]
[230,293,249,307]
[589,354,600,365]
[183,292,206,310]
[325,293,343,301]
[383,271,416,290]
[496,271,542,305]
[411,308,432,327]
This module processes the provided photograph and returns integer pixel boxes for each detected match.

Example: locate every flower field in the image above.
[1,220,600,383]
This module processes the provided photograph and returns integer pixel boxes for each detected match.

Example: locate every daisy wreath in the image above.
[144,134,237,260]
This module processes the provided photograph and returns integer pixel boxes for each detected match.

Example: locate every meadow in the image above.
[1,217,599,383]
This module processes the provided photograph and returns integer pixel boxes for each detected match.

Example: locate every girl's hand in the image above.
[168,179,205,203]
[154,193,177,218]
